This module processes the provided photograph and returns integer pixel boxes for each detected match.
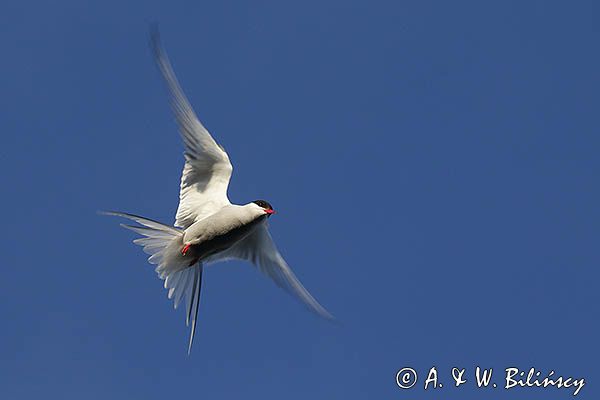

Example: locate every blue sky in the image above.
[1,1,598,398]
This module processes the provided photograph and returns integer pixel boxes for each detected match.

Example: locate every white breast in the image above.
[183,204,263,245]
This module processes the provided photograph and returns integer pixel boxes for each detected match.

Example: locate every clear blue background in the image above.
[1,1,597,398]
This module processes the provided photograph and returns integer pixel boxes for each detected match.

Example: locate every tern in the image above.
[103,29,334,354]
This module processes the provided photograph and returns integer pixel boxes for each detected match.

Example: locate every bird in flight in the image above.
[103,29,334,354]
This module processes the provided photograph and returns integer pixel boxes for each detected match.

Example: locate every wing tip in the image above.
[323,311,341,326]
[148,22,162,56]
[311,303,338,325]
[98,210,118,217]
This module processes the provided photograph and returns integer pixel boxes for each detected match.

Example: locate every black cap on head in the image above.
[252,200,273,210]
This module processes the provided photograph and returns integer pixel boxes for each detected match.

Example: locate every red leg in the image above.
[181,243,191,256]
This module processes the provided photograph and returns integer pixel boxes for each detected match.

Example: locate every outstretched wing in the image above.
[150,28,233,228]
[208,222,335,320]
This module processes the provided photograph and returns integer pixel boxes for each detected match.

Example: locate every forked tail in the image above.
[101,211,204,354]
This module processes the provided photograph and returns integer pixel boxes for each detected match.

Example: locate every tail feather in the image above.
[121,224,177,239]
[101,211,181,234]
[172,269,192,309]
[187,264,203,355]
[101,211,189,277]
[102,210,205,354]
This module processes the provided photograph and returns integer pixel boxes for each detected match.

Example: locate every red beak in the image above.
[265,208,276,215]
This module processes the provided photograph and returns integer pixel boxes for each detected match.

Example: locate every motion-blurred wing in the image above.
[151,29,233,228]
[212,222,335,320]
